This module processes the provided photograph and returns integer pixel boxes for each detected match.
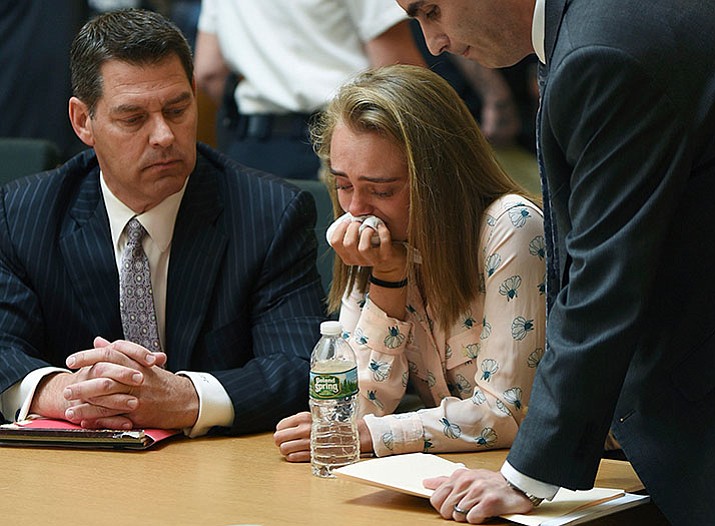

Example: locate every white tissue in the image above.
[326,213,383,247]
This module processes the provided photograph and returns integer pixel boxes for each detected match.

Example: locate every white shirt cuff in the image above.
[176,371,234,438]
[0,367,69,422]
[501,460,560,500]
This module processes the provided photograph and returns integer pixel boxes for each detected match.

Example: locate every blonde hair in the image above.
[312,65,537,328]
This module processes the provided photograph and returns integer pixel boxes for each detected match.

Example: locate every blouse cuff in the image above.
[364,412,424,457]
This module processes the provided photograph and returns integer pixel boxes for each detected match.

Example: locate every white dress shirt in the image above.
[1,173,234,437]
[532,0,547,64]
[499,0,559,501]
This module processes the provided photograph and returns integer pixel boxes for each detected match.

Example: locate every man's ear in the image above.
[68,96,95,147]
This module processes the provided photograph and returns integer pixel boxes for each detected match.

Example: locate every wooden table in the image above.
[0,433,668,525]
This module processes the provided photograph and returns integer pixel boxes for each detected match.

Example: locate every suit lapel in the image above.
[539,0,569,313]
[165,156,227,369]
[59,167,123,339]
[544,0,568,64]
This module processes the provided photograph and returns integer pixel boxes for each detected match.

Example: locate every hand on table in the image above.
[273,411,374,462]
[31,337,198,430]
[424,468,533,523]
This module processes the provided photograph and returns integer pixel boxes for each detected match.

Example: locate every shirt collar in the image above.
[532,0,547,64]
[101,171,189,253]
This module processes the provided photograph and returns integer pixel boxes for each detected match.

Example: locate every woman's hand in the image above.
[273,412,374,462]
[329,219,407,281]
[274,411,312,462]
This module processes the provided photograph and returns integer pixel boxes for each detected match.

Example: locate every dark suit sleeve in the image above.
[507,47,692,487]
[0,187,55,408]
[212,188,325,434]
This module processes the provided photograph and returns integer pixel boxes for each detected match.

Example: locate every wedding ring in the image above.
[453,504,471,515]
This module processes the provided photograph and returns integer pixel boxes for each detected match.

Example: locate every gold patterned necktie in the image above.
[119,217,162,352]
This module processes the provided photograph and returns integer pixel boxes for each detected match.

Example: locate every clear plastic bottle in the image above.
[309,320,359,478]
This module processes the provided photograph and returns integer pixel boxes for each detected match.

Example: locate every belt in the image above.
[234,112,316,140]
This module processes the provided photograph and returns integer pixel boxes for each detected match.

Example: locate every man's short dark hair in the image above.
[70,8,193,116]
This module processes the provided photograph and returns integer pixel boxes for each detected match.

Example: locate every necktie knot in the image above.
[126,217,147,245]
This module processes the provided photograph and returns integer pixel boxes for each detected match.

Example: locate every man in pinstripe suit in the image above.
[0,9,325,437]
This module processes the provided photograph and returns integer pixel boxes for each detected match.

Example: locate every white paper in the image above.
[502,488,624,525]
[334,453,650,525]
[538,493,651,526]
[333,452,465,497]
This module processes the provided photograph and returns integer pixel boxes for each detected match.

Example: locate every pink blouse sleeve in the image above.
[339,288,413,419]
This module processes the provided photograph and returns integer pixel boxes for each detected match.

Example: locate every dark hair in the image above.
[70,8,193,116]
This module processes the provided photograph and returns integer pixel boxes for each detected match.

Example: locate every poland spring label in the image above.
[310,366,358,399]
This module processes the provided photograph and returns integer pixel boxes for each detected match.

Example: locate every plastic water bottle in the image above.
[310,320,360,478]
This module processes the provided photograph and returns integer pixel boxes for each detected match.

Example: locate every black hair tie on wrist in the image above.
[368,274,408,289]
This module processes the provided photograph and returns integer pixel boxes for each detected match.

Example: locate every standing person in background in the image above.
[274,65,545,460]
[410,18,533,151]
[194,0,425,180]
[0,9,325,438]
[402,0,715,524]
[448,55,538,153]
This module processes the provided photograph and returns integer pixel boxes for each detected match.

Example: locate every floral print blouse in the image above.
[339,194,546,457]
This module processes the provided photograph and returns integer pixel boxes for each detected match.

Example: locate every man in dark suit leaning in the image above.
[0,9,325,438]
[401,1,715,524]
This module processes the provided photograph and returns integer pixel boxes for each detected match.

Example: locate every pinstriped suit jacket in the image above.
[0,143,325,434]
